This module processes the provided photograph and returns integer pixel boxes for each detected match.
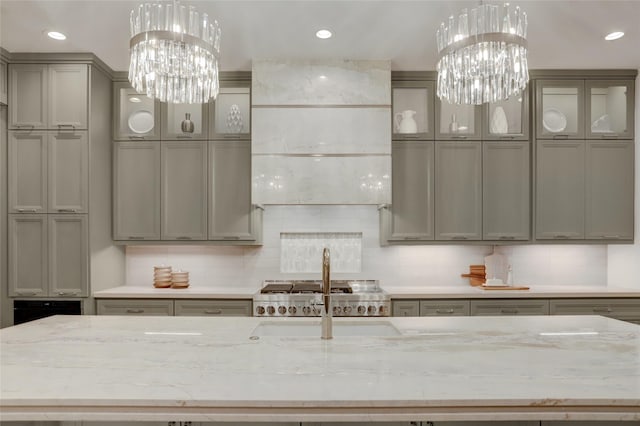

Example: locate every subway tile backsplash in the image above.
[125,205,608,290]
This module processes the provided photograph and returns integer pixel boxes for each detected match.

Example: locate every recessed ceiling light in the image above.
[605,31,624,41]
[316,29,332,39]
[47,31,67,41]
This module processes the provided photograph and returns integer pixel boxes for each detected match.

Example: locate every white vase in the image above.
[490,106,509,134]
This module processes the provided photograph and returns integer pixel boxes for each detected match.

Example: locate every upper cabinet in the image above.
[210,84,251,139]
[161,102,209,140]
[535,79,585,139]
[436,100,482,140]
[0,60,7,105]
[392,81,435,140]
[483,91,529,140]
[586,80,634,139]
[113,81,161,140]
[9,64,88,130]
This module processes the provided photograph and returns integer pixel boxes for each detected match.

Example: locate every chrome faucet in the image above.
[321,247,332,339]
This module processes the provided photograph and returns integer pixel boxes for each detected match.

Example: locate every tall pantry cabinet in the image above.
[4,55,121,318]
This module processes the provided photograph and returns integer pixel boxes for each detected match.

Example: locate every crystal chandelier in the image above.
[436,3,529,105]
[129,0,221,104]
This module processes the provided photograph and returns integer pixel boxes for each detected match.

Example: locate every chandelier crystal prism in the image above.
[129,0,221,104]
[436,3,529,105]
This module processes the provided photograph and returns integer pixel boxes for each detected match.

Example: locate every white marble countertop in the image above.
[93,285,640,300]
[1,315,639,422]
[93,286,255,299]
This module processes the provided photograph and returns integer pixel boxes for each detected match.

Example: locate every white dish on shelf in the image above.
[542,108,567,132]
[128,110,154,134]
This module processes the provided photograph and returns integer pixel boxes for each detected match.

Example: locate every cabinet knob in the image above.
[499,236,516,240]
[176,236,193,240]
[436,309,455,314]
[126,309,144,314]
[57,291,79,296]
[57,208,78,213]
[128,236,145,240]
[204,309,223,315]
[452,236,469,240]
[553,234,569,239]
[500,308,519,314]
[16,208,38,213]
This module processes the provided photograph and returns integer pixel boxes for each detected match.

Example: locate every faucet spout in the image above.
[321,248,332,340]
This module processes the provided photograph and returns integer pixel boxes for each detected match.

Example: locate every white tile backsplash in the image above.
[281,232,362,273]
[125,206,608,291]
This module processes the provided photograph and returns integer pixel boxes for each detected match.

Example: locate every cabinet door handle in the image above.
[57,208,78,213]
[451,135,468,139]
[603,235,620,239]
[128,236,145,240]
[552,134,569,139]
[16,291,38,296]
[223,236,241,240]
[553,234,569,239]
[404,236,421,240]
[204,309,223,315]
[126,309,144,314]
[128,136,145,140]
[452,236,469,240]
[176,236,193,240]
[436,309,455,314]
[500,308,519,314]
[14,124,35,129]
[16,208,38,213]
[592,307,612,313]
[499,236,516,240]
[400,134,420,139]
[223,134,242,139]
[498,135,516,140]
[57,291,79,296]
[601,133,619,139]
[57,124,76,129]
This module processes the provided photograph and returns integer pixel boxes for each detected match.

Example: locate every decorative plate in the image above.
[128,110,154,134]
[542,108,567,133]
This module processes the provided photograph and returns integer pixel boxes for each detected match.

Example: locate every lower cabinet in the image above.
[470,299,550,316]
[550,298,640,324]
[420,299,470,316]
[392,300,420,316]
[8,214,88,297]
[96,299,252,317]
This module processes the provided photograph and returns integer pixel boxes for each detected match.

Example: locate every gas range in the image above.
[253,280,390,317]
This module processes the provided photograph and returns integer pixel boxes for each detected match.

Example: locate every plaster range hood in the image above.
[251,59,391,205]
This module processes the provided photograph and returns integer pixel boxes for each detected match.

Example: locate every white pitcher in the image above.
[394,110,417,134]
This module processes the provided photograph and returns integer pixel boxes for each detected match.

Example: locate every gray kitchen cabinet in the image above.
[161,102,209,140]
[9,63,88,130]
[550,298,640,323]
[48,131,89,213]
[9,130,88,214]
[470,299,550,316]
[420,299,470,316]
[48,215,89,297]
[113,141,161,240]
[483,141,530,241]
[113,81,161,140]
[161,141,208,240]
[586,79,634,140]
[209,140,262,243]
[8,214,48,297]
[8,213,88,297]
[435,141,482,240]
[48,64,89,129]
[535,79,585,139]
[436,99,482,140]
[431,422,539,426]
[96,299,174,316]
[585,140,634,240]
[174,299,252,316]
[8,131,47,213]
[8,64,47,129]
[382,141,434,243]
[535,140,585,240]
[0,60,7,105]
[392,300,420,317]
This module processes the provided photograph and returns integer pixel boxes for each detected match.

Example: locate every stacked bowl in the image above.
[153,266,172,288]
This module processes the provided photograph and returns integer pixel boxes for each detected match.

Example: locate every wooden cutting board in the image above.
[479,285,530,291]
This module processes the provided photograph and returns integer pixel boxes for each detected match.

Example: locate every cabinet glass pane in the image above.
[541,86,579,134]
[590,85,628,134]
[392,88,428,134]
[214,87,250,135]
[488,97,523,135]
[439,101,475,135]
[117,88,157,137]
[164,103,204,135]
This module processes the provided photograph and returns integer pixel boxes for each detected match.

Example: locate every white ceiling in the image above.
[1,0,639,72]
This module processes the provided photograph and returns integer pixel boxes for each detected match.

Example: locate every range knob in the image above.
[333,306,342,316]
[278,306,287,315]
[367,305,376,315]
[288,306,297,315]
[312,306,321,316]
[357,305,366,315]
[302,306,312,316]
[343,306,353,315]
[267,306,276,315]
[256,306,265,315]
[378,305,386,315]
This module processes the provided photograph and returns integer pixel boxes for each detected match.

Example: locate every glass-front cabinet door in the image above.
[483,90,529,140]
[211,85,251,139]
[586,79,634,139]
[113,82,160,141]
[161,102,209,140]
[392,81,434,140]
[535,80,585,139]
[435,99,482,140]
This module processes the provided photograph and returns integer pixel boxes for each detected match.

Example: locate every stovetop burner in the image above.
[260,283,293,294]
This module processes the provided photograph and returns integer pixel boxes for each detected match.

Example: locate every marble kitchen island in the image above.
[1,315,639,423]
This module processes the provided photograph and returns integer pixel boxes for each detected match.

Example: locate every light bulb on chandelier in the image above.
[436,3,529,105]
